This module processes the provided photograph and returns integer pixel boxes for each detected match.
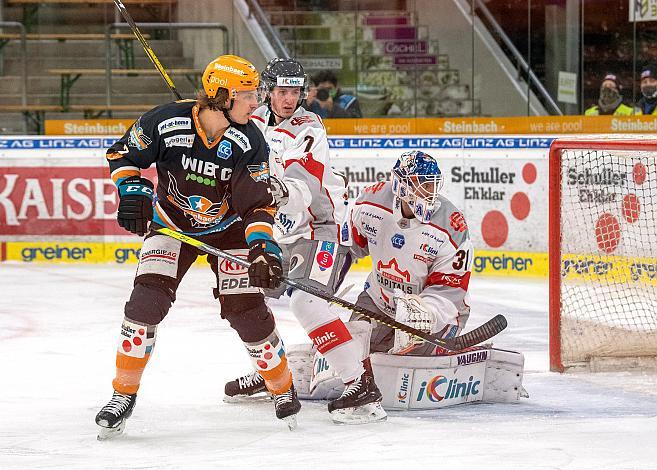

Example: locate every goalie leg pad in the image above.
[370,347,526,410]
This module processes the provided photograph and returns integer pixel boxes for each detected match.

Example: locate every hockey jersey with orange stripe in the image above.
[106,101,276,244]
[250,105,348,244]
[350,181,473,330]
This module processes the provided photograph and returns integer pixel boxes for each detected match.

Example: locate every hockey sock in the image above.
[112,318,157,395]
[243,329,292,394]
[290,290,365,383]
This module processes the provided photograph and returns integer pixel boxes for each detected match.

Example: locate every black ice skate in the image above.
[327,360,387,425]
[223,371,269,402]
[95,391,137,440]
[273,384,301,430]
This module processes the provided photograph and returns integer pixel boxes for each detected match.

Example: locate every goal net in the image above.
[550,138,657,372]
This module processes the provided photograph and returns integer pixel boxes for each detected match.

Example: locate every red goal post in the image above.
[549,138,657,372]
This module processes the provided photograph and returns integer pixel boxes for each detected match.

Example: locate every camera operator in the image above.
[304,70,361,118]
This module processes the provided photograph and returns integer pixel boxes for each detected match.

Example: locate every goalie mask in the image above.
[391,150,444,224]
[258,58,309,109]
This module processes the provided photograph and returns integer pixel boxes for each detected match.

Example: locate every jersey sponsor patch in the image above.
[425,271,471,290]
[217,140,233,159]
[391,233,405,249]
[309,241,336,285]
[157,117,192,135]
[216,249,261,294]
[308,318,352,355]
[164,134,195,148]
[224,127,252,152]
[136,235,181,278]
[277,76,305,87]
[118,319,156,358]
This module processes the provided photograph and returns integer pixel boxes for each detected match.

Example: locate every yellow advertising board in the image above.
[561,253,657,286]
[2,241,547,278]
[44,115,657,136]
[323,115,657,135]
[45,119,135,136]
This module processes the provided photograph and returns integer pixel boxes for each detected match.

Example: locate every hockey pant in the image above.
[268,239,364,383]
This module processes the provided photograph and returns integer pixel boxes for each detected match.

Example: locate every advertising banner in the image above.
[0,135,549,271]
[328,136,549,252]
[44,120,135,136]
[322,115,657,136]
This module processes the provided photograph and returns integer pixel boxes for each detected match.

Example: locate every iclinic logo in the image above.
[416,375,481,402]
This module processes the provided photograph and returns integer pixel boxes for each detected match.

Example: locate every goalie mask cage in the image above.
[549,138,657,372]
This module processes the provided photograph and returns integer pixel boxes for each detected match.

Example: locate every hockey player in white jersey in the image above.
[349,150,472,354]
[223,58,386,424]
[292,150,526,410]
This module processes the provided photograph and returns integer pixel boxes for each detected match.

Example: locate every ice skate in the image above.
[328,362,387,425]
[223,370,269,403]
[273,384,301,430]
[95,391,137,440]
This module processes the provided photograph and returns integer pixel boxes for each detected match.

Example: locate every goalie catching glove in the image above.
[116,176,154,237]
[391,291,438,354]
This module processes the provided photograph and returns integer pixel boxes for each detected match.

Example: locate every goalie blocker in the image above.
[287,322,527,410]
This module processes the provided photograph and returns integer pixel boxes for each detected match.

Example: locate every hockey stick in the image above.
[155,227,507,351]
[112,0,183,100]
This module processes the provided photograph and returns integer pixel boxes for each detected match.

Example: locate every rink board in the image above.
[0,133,641,280]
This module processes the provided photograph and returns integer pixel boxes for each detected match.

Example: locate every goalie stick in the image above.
[112,0,183,100]
[155,227,507,351]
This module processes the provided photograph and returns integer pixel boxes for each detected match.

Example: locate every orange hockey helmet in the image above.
[202,55,260,99]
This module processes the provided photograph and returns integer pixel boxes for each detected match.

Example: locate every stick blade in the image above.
[444,314,508,351]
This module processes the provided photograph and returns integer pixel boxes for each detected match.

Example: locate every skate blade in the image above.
[223,393,272,404]
[280,414,298,431]
[97,419,127,441]
[330,402,387,425]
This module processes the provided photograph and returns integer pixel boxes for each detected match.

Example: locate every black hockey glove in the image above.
[117,176,154,237]
[269,175,289,208]
[247,240,283,289]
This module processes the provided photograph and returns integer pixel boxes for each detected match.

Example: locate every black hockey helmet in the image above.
[258,58,309,106]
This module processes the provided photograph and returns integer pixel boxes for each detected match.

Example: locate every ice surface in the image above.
[1,264,657,469]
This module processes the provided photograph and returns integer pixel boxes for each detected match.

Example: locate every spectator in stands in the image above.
[304,70,362,118]
[638,64,657,115]
[585,73,635,116]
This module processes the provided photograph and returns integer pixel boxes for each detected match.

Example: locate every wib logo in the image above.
[416,375,480,402]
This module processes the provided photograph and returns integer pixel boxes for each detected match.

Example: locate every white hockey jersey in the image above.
[251,105,348,244]
[350,181,473,331]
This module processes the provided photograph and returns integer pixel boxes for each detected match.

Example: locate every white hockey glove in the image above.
[391,290,437,354]
[269,175,289,208]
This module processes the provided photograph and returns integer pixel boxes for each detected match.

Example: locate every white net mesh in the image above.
[557,144,657,370]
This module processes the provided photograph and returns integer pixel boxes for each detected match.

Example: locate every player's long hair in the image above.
[196,88,230,111]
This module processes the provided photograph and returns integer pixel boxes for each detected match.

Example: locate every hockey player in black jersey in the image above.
[95,55,300,439]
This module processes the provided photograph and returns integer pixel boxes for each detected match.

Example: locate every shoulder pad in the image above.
[429,195,469,245]
[357,181,393,205]
[225,127,252,153]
